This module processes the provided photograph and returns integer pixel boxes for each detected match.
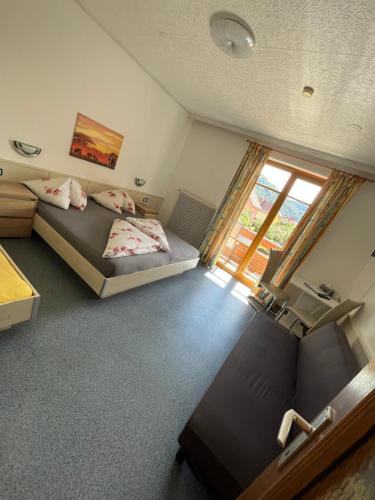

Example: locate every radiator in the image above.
[167,189,217,249]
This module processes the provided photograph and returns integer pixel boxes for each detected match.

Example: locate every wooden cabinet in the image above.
[0,182,37,237]
[134,202,159,219]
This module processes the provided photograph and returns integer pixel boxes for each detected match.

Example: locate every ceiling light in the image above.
[210,15,255,58]
[302,86,314,97]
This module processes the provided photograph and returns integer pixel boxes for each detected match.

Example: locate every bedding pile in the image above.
[103,219,161,258]
[103,218,170,258]
[24,176,174,261]
[126,218,170,252]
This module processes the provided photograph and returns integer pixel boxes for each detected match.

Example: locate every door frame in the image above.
[217,161,324,288]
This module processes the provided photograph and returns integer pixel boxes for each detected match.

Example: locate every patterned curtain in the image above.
[273,170,365,288]
[200,141,271,267]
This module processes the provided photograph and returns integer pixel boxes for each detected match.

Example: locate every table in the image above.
[290,275,341,308]
[134,202,159,219]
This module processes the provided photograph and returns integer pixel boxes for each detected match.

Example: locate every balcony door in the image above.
[217,161,323,288]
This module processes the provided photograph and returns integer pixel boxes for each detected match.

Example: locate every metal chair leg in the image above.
[275,307,288,323]
[289,318,299,335]
[265,296,276,315]
[281,299,288,310]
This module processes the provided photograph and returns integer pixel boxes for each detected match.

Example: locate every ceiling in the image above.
[78,0,375,169]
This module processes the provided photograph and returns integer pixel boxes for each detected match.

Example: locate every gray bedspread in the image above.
[36,200,200,278]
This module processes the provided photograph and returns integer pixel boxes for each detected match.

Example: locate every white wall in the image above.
[296,181,375,297]
[296,181,375,356]
[160,120,331,222]
[159,120,249,222]
[0,0,191,197]
[162,119,375,355]
[348,258,375,358]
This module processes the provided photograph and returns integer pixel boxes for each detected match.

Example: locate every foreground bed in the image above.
[34,200,200,298]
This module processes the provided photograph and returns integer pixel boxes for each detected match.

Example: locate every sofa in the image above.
[177,312,359,499]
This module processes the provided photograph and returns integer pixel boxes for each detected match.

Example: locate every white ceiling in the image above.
[78,0,375,169]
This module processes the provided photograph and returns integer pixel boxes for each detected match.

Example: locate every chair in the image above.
[249,249,289,315]
[276,298,364,335]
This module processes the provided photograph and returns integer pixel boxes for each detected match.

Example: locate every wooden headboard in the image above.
[0,158,164,210]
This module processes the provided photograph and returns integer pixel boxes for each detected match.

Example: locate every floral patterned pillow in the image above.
[122,191,136,215]
[91,189,135,214]
[103,219,161,258]
[70,179,87,211]
[22,178,71,209]
[126,217,170,252]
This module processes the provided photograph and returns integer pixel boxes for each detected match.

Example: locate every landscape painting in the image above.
[69,113,124,170]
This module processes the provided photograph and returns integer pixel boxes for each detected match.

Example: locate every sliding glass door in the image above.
[217,162,323,288]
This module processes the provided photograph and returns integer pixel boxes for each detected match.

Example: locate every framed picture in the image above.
[69,113,124,170]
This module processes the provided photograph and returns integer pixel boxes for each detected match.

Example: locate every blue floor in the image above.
[0,235,253,500]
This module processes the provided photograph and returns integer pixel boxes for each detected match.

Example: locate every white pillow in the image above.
[103,219,161,258]
[70,179,87,211]
[91,189,135,215]
[122,191,136,215]
[22,178,71,209]
[126,218,170,252]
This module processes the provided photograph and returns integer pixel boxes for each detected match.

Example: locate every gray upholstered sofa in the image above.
[177,312,359,499]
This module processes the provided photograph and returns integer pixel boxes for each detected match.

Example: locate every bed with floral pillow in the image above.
[33,198,200,298]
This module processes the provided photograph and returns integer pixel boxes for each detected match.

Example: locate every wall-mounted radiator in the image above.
[167,189,217,249]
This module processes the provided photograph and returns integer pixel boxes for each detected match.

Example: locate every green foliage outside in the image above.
[237,174,309,246]
[239,209,297,246]
[239,211,265,233]
[265,218,297,245]
[256,175,308,223]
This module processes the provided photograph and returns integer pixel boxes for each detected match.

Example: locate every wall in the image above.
[0,0,191,197]
[296,182,375,298]
[296,181,375,356]
[162,119,375,355]
[159,120,249,222]
[160,120,330,222]
[345,257,375,358]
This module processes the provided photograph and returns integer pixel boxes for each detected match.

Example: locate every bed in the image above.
[0,245,39,331]
[33,200,200,298]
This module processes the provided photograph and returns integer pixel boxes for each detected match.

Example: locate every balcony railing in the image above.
[219,226,283,283]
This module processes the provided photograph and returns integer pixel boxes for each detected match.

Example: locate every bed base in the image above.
[0,245,40,331]
[33,214,199,298]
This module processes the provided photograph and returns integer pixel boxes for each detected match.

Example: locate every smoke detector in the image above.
[302,86,314,97]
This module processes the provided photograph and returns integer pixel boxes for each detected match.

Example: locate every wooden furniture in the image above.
[0,181,37,237]
[33,213,199,299]
[134,202,159,219]
[0,245,40,331]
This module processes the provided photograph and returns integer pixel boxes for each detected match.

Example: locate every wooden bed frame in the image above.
[33,213,200,299]
[0,245,40,331]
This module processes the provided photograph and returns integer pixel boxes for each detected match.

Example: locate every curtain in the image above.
[273,170,365,288]
[200,141,271,267]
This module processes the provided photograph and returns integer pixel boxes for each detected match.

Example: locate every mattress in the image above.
[36,200,200,278]
[0,250,33,303]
